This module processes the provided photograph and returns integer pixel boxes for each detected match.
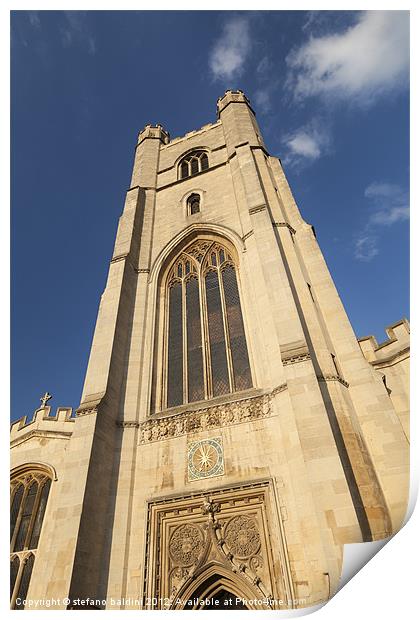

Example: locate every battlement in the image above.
[137,124,170,146]
[216,89,254,116]
[138,90,255,151]
[10,406,75,444]
[358,318,410,364]
[161,121,221,149]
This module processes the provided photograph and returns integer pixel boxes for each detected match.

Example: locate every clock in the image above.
[187,437,224,481]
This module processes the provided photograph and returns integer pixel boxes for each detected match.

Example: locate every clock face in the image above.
[187,437,224,481]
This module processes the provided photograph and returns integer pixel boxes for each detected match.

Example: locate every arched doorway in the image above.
[184,574,250,610]
[176,567,265,610]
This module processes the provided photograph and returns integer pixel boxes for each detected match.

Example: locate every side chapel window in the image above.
[179,151,209,179]
[159,239,252,410]
[10,468,52,609]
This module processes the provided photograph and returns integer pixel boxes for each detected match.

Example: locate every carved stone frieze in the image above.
[140,386,287,444]
[280,341,310,366]
[75,406,98,417]
[282,353,311,365]
[116,421,140,428]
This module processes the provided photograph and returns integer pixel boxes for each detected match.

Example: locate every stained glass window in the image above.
[186,277,205,402]
[14,555,34,609]
[205,270,230,397]
[167,282,183,408]
[10,557,19,600]
[10,470,52,609]
[160,240,252,410]
[222,265,252,391]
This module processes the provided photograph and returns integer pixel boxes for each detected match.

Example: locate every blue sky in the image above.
[11,10,409,420]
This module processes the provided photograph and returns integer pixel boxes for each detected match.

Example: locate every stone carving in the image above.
[116,421,139,428]
[140,388,288,444]
[201,498,221,520]
[282,353,311,365]
[75,405,98,418]
[271,383,288,397]
[224,515,261,559]
[169,566,190,598]
[249,555,264,573]
[143,481,288,609]
[169,524,204,566]
[39,392,52,408]
[317,374,349,388]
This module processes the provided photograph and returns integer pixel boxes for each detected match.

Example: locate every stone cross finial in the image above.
[40,392,52,408]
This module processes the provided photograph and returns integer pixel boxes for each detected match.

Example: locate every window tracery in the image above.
[154,239,252,411]
[10,468,52,609]
[179,151,209,179]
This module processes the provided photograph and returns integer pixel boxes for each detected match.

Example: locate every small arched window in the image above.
[153,239,253,411]
[179,151,209,179]
[187,193,201,215]
[10,468,52,609]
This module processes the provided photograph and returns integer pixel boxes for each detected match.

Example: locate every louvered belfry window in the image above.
[10,469,52,609]
[162,240,252,409]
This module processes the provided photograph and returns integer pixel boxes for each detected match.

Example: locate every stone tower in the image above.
[10,91,409,610]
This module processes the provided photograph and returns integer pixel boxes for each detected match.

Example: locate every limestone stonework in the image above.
[10,90,409,610]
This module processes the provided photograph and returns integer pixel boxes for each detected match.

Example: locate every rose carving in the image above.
[224,515,261,559]
[169,524,204,566]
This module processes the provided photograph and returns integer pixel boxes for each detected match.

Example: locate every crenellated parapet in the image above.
[137,123,170,146]
[216,89,254,116]
[161,121,220,148]
[359,318,410,441]
[358,318,410,365]
[10,406,75,446]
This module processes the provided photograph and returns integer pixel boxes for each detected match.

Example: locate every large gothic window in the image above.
[157,239,252,410]
[10,468,52,609]
[179,151,209,179]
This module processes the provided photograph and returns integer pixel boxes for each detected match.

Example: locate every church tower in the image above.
[10,91,409,610]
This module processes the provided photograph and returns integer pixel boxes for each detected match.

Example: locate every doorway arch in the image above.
[172,563,269,610]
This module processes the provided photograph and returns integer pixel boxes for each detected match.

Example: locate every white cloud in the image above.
[209,17,251,81]
[28,12,41,29]
[354,181,409,261]
[254,89,271,114]
[286,132,321,159]
[287,11,409,105]
[369,206,409,226]
[364,182,409,226]
[364,182,401,199]
[256,56,271,76]
[354,235,379,262]
[60,11,96,55]
[282,120,331,167]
